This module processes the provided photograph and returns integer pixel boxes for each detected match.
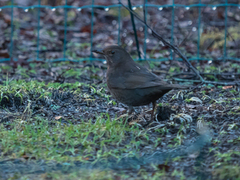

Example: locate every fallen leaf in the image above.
[170,113,192,123]
[222,86,233,90]
[188,152,200,158]
[231,106,240,111]
[55,116,63,120]
[186,104,197,109]
[82,157,89,160]
[189,97,202,104]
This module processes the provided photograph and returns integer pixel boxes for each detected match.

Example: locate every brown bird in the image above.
[93,45,188,120]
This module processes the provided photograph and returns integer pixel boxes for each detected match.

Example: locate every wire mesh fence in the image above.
[0,0,240,62]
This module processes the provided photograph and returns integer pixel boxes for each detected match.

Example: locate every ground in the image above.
[0,0,240,179]
[0,60,240,180]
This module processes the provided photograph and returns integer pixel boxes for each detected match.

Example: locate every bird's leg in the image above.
[128,106,134,115]
[151,101,156,120]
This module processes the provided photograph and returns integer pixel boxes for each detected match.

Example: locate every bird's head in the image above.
[92,45,132,67]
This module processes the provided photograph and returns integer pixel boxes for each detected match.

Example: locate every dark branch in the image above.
[119,1,204,82]
[118,1,240,86]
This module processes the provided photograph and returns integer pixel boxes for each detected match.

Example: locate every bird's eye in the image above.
[111,51,115,54]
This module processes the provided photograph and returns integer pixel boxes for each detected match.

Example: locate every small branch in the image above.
[127,0,141,60]
[118,1,240,86]
[143,0,147,23]
[172,72,240,81]
[173,78,240,86]
[119,1,204,82]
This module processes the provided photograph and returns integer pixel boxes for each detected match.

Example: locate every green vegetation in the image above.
[0,61,240,179]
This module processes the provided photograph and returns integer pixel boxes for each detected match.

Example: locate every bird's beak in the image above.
[92,49,104,55]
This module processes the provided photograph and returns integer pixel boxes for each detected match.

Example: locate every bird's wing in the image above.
[123,69,172,89]
[108,65,178,90]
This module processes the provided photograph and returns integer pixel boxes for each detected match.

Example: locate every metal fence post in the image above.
[90,0,95,59]
[170,0,175,60]
[37,0,41,60]
[197,0,202,61]
[10,0,14,61]
[118,5,121,45]
[143,0,148,60]
[63,0,68,60]
[224,0,228,61]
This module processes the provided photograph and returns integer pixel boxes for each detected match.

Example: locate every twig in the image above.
[142,0,151,68]
[173,77,240,86]
[172,72,240,81]
[118,1,204,82]
[127,0,141,60]
[143,0,147,23]
[118,1,240,86]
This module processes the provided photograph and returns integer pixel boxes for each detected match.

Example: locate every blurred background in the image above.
[0,0,240,62]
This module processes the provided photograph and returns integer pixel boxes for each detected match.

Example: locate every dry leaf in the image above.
[222,86,233,90]
[55,116,63,120]
[189,97,202,104]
